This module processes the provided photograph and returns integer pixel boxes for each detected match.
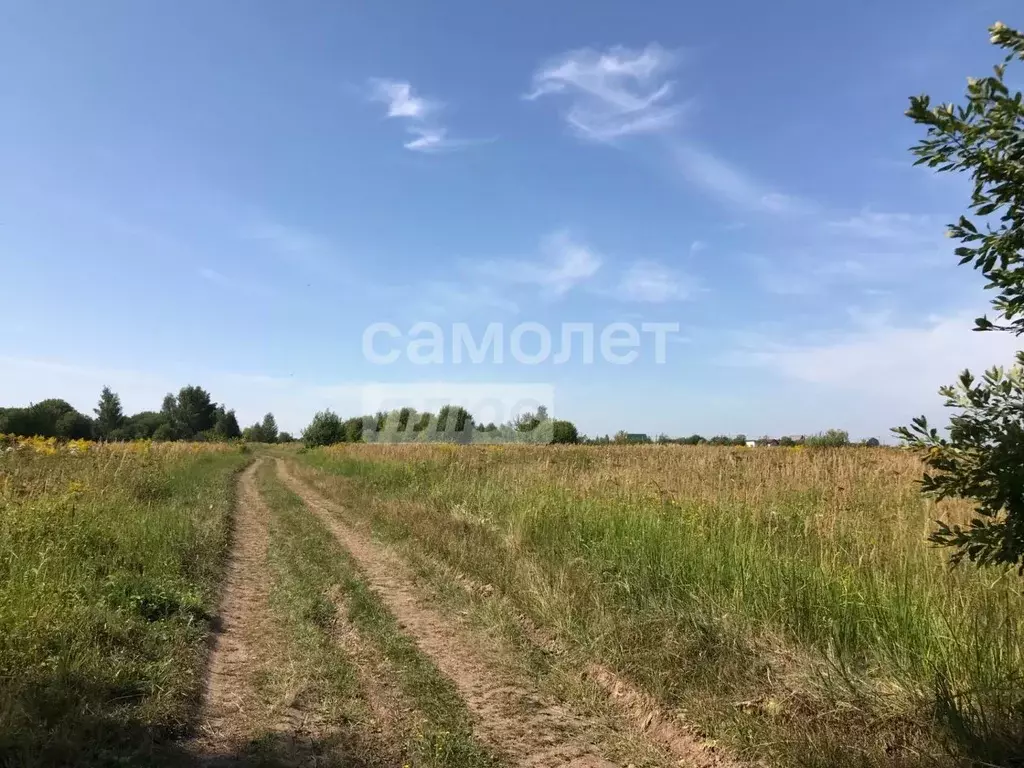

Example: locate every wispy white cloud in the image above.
[672,144,813,215]
[747,247,935,299]
[404,126,447,152]
[475,231,602,297]
[467,233,698,306]
[537,232,603,295]
[525,44,686,142]
[693,310,1023,440]
[241,220,346,280]
[403,126,495,154]
[744,203,951,299]
[367,77,485,153]
[369,78,437,120]
[616,261,696,303]
[526,44,809,215]
[746,253,870,297]
[826,209,936,242]
[723,311,1022,407]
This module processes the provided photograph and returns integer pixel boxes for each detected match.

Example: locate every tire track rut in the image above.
[276,459,624,768]
[194,460,274,762]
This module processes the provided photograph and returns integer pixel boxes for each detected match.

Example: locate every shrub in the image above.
[303,410,345,447]
[551,420,579,444]
[805,429,850,447]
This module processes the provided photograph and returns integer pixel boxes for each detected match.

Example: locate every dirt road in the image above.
[275,459,727,768]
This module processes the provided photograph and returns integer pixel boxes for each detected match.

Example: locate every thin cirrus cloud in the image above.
[746,245,928,298]
[198,267,274,299]
[474,231,603,298]
[722,310,1021,411]
[471,232,694,305]
[704,310,1023,439]
[826,209,937,242]
[524,44,687,143]
[367,77,489,153]
[616,261,696,303]
[241,219,349,281]
[525,45,806,215]
[744,252,870,297]
[671,144,814,215]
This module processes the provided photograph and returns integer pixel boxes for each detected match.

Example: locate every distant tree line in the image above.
[0,385,287,443]
[581,429,879,447]
[302,404,580,447]
[0,387,879,449]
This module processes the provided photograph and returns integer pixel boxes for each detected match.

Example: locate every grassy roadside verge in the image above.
[291,445,1024,768]
[255,461,500,768]
[0,443,250,767]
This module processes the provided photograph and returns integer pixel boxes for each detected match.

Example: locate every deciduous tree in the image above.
[897,21,1024,570]
[214,408,241,440]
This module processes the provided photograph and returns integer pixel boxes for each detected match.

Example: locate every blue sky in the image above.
[2,0,1022,438]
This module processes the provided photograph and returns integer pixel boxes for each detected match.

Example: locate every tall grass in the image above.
[296,444,1024,767]
[0,442,250,766]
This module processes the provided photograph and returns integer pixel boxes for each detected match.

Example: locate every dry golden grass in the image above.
[297,443,1024,767]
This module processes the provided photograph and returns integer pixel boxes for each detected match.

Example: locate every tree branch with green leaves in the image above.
[898,21,1024,570]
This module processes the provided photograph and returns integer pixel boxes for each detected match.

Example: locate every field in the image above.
[291,445,1024,767]
[2,440,1022,767]
[0,439,250,766]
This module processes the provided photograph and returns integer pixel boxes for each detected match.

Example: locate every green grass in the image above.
[0,444,250,767]
[293,445,1024,768]
[255,461,500,768]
